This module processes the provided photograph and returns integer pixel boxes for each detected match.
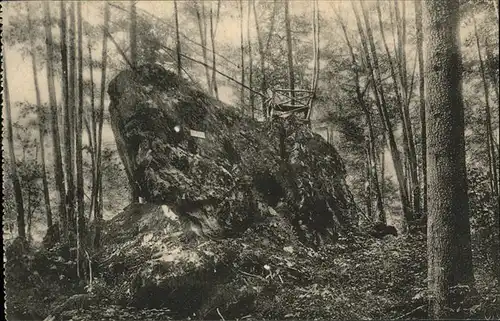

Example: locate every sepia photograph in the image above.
[2,1,499,320]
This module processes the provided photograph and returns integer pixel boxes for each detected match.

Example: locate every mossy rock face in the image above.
[108,64,358,245]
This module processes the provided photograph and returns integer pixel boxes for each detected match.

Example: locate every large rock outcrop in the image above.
[108,64,358,246]
[84,64,363,319]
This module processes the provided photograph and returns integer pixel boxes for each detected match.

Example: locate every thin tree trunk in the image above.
[239,0,245,107]
[195,1,212,93]
[209,1,220,100]
[253,0,267,116]
[3,56,26,241]
[247,0,254,118]
[27,4,52,229]
[474,17,499,199]
[76,1,85,278]
[373,0,420,218]
[365,148,373,220]
[284,0,295,109]
[380,134,385,202]
[66,2,76,232]
[264,0,278,55]
[130,0,137,68]
[94,2,110,249]
[424,0,476,318]
[307,0,320,121]
[44,2,68,240]
[353,3,412,226]
[60,1,69,177]
[27,193,32,244]
[400,1,420,217]
[88,42,98,222]
[484,38,500,105]
[473,19,500,280]
[338,15,385,223]
[415,0,427,217]
[174,0,182,75]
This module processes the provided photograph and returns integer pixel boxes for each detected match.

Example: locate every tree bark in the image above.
[27,3,52,229]
[3,56,26,241]
[424,0,476,318]
[44,2,68,240]
[415,0,427,218]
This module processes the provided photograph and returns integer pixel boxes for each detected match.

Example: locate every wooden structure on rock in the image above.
[264,88,315,121]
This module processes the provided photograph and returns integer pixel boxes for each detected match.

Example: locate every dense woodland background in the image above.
[2,0,499,320]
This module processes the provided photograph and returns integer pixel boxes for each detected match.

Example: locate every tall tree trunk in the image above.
[67,2,77,233]
[44,2,68,240]
[174,0,182,76]
[253,0,267,117]
[209,1,220,100]
[353,3,412,226]
[3,56,26,241]
[398,0,420,217]
[130,0,137,68]
[473,17,500,280]
[484,38,500,106]
[76,1,85,278]
[338,15,385,223]
[60,0,69,176]
[284,0,295,108]
[195,1,212,93]
[88,42,97,222]
[473,17,499,199]
[424,1,476,318]
[264,0,278,57]
[247,0,254,118]
[27,4,52,229]
[94,2,110,249]
[415,0,427,218]
[239,0,245,107]
[307,0,320,121]
[373,0,420,219]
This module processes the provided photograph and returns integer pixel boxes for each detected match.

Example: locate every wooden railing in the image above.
[264,88,314,120]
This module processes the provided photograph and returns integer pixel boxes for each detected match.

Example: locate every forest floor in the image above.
[6,225,500,321]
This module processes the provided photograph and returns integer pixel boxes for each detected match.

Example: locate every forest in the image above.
[2,0,499,320]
